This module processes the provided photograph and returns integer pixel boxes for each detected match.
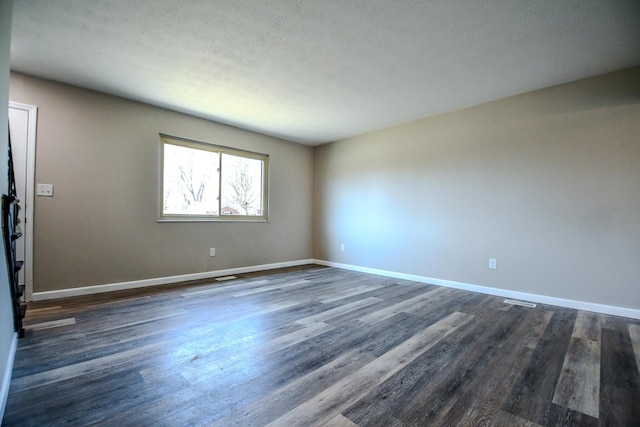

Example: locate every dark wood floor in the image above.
[3,265,640,426]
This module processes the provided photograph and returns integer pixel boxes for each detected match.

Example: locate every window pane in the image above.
[221,153,263,216]
[163,143,220,216]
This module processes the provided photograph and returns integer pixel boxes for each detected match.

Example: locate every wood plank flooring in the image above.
[3,265,640,426]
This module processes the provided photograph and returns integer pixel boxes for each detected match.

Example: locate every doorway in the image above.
[8,102,37,301]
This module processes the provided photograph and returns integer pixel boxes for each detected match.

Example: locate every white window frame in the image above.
[159,134,269,222]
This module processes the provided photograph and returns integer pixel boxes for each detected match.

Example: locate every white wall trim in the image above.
[314,259,640,320]
[8,102,37,302]
[0,332,17,422]
[32,259,314,301]
[30,257,640,319]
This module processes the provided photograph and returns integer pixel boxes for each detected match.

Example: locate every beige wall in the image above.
[9,73,314,293]
[7,66,640,311]
[314,67,640,311]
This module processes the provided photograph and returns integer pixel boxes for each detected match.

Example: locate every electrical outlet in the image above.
[340,243,345,251]
[489,258,497,269]
[210,248,216,257]
[37,183,54,197]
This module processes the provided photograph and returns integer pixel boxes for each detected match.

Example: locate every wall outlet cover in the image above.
[37,183,54,197]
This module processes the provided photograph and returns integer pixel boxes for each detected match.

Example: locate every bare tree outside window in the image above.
[163,143,219,215]
[222,154,263,215]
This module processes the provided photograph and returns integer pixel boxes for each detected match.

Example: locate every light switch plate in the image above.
[37,183,54,197]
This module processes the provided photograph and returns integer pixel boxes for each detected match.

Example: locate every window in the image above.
[160,134,268,221]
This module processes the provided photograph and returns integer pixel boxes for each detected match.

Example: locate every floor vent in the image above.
[504,299,537,308]
[215,275,237,281]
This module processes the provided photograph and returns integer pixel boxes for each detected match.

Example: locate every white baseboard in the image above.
[0,332,17,422]
[30,258,640,319]
[32,259,315,301]
[313,260,640,320]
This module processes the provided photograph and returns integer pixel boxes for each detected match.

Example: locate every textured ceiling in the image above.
[10,0,640,145]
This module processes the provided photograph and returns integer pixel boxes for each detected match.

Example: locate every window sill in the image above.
[157,217,269,223]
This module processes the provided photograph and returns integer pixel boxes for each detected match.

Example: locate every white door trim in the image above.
[8,101,37,301]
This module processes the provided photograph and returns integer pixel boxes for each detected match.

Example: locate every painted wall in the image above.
[9,73,314,293]
[1,0,15,418]
[314,67,640,311]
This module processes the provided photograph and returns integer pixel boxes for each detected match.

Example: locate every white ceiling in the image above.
[10,0,640,146]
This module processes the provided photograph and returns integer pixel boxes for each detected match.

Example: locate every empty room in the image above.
[1,1,640,426]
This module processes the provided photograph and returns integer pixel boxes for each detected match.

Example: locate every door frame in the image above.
[8,101,37,301]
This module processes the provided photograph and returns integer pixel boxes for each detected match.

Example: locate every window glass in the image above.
[221,153,264,216]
